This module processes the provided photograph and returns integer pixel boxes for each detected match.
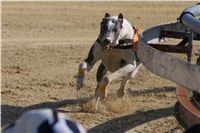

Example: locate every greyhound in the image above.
[2,109,86,133]
[77,13,141,110]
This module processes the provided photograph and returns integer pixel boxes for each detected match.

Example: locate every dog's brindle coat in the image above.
[77,13,141,109]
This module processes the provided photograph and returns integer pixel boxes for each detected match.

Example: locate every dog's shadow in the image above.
[88,107,174,133]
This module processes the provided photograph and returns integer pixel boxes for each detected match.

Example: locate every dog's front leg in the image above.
[77,41,101,90]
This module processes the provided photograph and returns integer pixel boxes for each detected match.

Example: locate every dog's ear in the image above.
[105,13,110,18]
[118,13,123,28]
[118,13,123,22]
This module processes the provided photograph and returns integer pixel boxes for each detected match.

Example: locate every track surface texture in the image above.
[2,1,200,133]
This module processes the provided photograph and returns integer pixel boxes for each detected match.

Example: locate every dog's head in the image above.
[99,13,124,52]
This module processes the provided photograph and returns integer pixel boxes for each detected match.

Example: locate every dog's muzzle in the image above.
[101,39,112,52]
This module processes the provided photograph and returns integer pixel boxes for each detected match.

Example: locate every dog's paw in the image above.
[95,83,107,99]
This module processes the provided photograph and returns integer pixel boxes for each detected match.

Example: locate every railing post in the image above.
[187,31,193,62]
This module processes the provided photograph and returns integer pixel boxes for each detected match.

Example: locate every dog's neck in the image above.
[112,17,134,45]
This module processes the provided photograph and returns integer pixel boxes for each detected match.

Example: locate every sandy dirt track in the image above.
[2,1,200,133]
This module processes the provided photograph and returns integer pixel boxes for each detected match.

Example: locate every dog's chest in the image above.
[100,49,135,72]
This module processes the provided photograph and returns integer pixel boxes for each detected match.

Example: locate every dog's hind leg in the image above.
[95,64,135,100]
[95,63,107,93]
[96,63,107,83]
[95,64,136,110]
[117,63,141,98]
[117,78,130,99]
